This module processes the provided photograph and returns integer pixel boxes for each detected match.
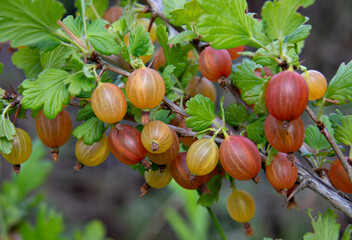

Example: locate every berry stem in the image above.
[205,206,228,240]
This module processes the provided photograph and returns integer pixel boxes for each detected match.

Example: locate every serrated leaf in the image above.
[12,47,42,79]
[329,110,343,128]
[262,0,309,41]
[0,116,16,141]
[65,72,95,96]
[304,116,334,151]
[77,104,96,121]
[232,60,265,92]
[341,225,352,240]
[41,45,72,69]
[303,208,340,240]
[246,117,266,144]
[61,15,84,38]
[224,103,248,126]
[72,117,105,145]
[168,31,198,46]
[169,0,205,26]
[162,0,188,18]
[128,24,154,57]
[87,19,120,55]
[21,68,70,119]
[196,0,270,49]
[325,61,352,105]
[162,65,176,93]
[154,110,175,124]
[334,116,352,146]
[0,137,12,155]
[0,0,65,47]
[197,174,222,207]
[185,95,215,132]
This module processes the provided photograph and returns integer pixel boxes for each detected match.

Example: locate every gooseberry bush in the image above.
[0,0,352,238]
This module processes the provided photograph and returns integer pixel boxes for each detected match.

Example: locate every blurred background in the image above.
[0,0,352,239]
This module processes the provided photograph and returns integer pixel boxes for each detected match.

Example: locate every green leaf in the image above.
[162,65,176,93]
[61,15,84,38]
[76,104,95,121]
[19,205,64,240]
[334,116,352,146]
[162,0,188,18]
[0,137,12,155]
[41,45,71,69]
[74,220,107,240]
[197,174,222,207]
[0,116,16,141]
[329,110,343,128]
[72,117,105,145]
[224,103,248,126]
[196,0,270,49]
[87,19,120,55]
[341,225,352,240]
[305,116,336,151]
[266,147,279,166]
[303,208,340,240]
[0,63,3,75]
[21,69,70,119]
[185,94,215,132]
[65,72,95,96]
[262,0,309,41]
[169,0,205,26]
[156,25,190,76]
[246,117,266,144]
[0,0,65,47]
[12,47,42,79]
[168,31,198,46]
[285,24,312,43]
[128,24,154,57]
[154,110,175,124]
[325,60,352,105]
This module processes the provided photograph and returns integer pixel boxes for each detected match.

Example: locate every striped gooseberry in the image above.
[141,120,173,154]
[186,138,219,176]
[301,70,328,101]
[264,114,305,153]
[171,152,210,190]
[329,158,352,194]
[91,83,127,124]
[35,109,72,161]
[219,135,261,181]
[145,165,173,189]
[266,152,298,196]
[265,70,308,121]
[198,46,232,82]
[147,128,179,165]
[186,76,217,103]
[108,125,147,165]
[227,188,255,236]
[1,128,32,173]
[226,45,245,60]
[126,67,165,110]
[75,135,110,167]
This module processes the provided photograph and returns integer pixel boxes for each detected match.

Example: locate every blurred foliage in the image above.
[0,139,111,240]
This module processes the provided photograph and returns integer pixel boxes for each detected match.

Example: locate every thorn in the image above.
[286,178,308,203]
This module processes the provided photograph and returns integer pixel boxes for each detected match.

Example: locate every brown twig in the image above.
[57,20,87,51]
[305,106,352,184]
[224,78,253,113]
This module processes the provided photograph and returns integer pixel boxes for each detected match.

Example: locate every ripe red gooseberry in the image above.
[186,76,217,103]
[198,46,232,82]
[226,45,245,60]
[265,70,308,121]
[329,158,352,194]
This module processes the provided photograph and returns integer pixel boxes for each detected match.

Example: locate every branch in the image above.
[223,78,253,114]
[306,106,352,184]
[260,152,352,218]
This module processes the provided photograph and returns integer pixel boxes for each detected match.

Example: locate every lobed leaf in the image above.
[0,0,65,47]
[334,116,352,146]
[224,103,248,126]
[128,24,154,57]
[169,0,205,26]
[21,68,70,119]
[12,47,42,80]
[72,117,105,145]
[185,94,215,132]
